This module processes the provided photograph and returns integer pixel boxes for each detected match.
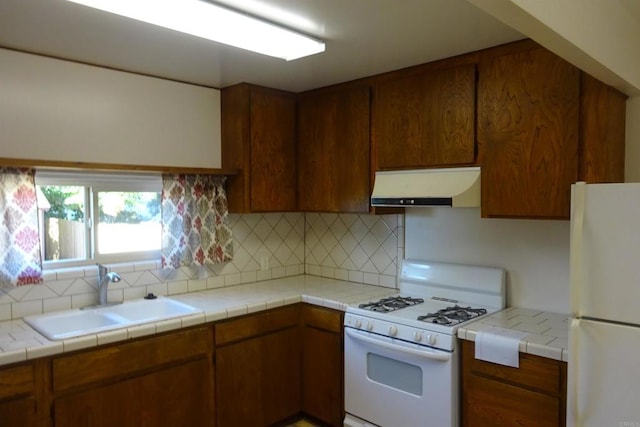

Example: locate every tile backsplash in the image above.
[0,212,402,320]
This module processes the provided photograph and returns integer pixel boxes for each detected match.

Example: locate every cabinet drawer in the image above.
[0,363,34,399]
[215,305,300,346]
[463,372,561,427]
[302,304,342,333]
[53,326,211,392]
[462,340,564,395]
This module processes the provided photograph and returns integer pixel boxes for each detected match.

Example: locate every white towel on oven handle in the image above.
[474,326,529,368]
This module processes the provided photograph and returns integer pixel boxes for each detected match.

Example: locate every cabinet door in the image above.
[54,358,213,427]
[216,335,263,426]
[374,64,476,169]
[302,326,343,426]
[301,305,343,426]
[216,326,301,427]
[478,47,580,218]
[250,88,297,211]
[222,84,296,213]
[0,398,37,427]
[262,327,301,425]
[298,84,371,213]
[463,373,561,427]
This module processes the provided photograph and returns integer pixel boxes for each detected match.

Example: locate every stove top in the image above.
[344,260,506,350]
[417,304,488,326]
[349,295,495,333]
[357,296,424,312]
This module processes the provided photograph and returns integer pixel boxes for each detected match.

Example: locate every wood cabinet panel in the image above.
[215,304,299,345]
[0,363,34,399]
[463,372,560,427]
[216,332,263,427]
[302,303,343,333]
[579,72,627,183]
[262,327,302,425]
[298,83,371,213]
[478,47,580,219]
[53,326,211,392]
[461,340,566,427]
[0,397,37,427]
[215,308,301,427]
[222,83,297,213]
[0,362,39,427]
[302,322,343,426]
[374,64,476,168]
[54,358,212,427]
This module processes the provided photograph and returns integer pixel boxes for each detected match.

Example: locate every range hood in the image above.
[370,167,480,207]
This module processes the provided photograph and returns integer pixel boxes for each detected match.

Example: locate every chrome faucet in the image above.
[97,264,121,306]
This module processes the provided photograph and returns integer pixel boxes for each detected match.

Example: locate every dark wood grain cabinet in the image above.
[373,63,476,169]
[298,82,372,213]
[301,305,344,427]
[460,340,567,427]
[222,83,297,213]
[52,326,214,427]
[477,45,626,219]
[0,362,39,427]
[215,305,302,427]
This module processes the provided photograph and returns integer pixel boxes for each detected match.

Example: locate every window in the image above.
[35,170,162,268]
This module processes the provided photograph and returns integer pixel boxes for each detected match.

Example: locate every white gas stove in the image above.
[344,259,506,427]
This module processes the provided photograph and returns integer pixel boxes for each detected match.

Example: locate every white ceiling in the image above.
[0,0,524,92]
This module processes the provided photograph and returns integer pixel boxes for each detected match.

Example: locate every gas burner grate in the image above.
[358,296,424,313]
[417,305,488,326]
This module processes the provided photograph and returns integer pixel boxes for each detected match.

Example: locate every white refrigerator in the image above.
[568,182,640,426]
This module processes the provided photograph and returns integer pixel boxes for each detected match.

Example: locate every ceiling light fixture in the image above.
[65,0,325,61]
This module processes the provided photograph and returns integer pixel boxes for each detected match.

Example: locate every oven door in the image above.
[344,327,457,427]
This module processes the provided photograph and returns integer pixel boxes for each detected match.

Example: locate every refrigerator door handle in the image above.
[568,318,581,427]
[570,182,586,317]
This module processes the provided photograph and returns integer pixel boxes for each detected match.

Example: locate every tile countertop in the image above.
[0,275,397,367]
[457,307,570,362]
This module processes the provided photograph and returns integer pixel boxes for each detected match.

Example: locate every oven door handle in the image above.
[345,328,450,361]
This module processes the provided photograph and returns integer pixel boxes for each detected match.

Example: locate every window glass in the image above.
[96,191,161,254]
[39,185,87,262]
[35,171,162,267]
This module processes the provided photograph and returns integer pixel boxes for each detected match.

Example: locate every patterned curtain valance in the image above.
[160,174,233,269]
[0,167,43,289]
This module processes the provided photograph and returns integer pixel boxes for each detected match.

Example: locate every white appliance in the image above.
[344,260,505,427]
[568,182,640,426]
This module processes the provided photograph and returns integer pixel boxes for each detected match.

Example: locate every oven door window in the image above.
[367,352,423,396]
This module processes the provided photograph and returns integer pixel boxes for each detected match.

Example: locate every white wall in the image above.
[0,48,221,169]
[405,209,570,313]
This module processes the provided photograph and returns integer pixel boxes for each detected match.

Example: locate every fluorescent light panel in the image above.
[66,0,325,61]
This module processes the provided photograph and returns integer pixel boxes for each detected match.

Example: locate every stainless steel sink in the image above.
[24,297,202,340]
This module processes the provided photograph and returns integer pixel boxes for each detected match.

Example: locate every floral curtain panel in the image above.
[161,174,233,269]
[0,168,43,289]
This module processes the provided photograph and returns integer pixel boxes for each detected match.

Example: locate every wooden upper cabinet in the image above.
[373,63,476,169]
[221,83,297,213]
[478,47,581,219]
[298,82,371,213]
[579,72,627,183]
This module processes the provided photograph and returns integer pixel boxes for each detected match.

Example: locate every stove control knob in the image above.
[388,325,398,337]
[427,334,437,345]
[366,321,374,331]
[413,331,423,342]
[354,319,363,329]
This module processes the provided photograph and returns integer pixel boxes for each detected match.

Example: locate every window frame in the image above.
[35,170,162,269]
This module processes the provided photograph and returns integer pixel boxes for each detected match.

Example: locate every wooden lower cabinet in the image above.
[54,358,211,427]
[301,305,344,427]
[215,305,302,427]
[52,326,214,427]
[460,340,566,427]
[1,304,345,427]
[0,362,39,427]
